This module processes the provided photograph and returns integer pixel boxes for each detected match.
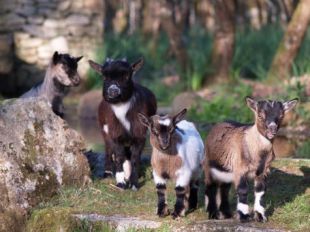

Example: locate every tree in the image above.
[158,0,190,71]
[267,0,310,83]
[207,0,236,84]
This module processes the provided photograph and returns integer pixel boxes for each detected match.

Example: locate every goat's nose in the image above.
[268,122,278,132]
[108,85,121,98]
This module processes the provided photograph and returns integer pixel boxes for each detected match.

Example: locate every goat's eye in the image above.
[258,112,265,120]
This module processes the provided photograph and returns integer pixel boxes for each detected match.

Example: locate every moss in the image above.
[26,207,116,232]
[26,207,75,232]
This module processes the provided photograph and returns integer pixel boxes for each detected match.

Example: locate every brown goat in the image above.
[204,97,298,222]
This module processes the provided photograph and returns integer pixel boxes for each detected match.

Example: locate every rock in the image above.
[50,36,68,53]
[0,97,90,216]
[65,14,90,26]
[172,91,201,114]
[73,214,162,232]
[173,220,286,232]
[78,90,101,119]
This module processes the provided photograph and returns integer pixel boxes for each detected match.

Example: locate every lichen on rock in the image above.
[0,97,90,230]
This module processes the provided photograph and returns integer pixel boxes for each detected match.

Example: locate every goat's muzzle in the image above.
[266,122,278,139]
[107,84,121,99]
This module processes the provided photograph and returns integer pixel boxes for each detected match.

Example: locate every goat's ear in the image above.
[138,113,150,128]
[75,56,83,62]
[52,51,60,65]
[88,60,102,74]
[245,96,257,112]
[131,58,144,72]
[283,98,299,113]
[173,108,187,125]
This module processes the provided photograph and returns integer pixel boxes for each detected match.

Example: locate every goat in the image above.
[204,97,298,222]
[138,109,204,219]
[21,51,83,117]
[88,57,157,190]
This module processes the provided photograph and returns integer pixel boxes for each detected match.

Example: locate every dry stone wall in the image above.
[0,0,104,96]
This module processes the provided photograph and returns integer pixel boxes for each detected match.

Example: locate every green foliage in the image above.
[296,141,310,159]
[189,83,253,124]
[232,25,283,80]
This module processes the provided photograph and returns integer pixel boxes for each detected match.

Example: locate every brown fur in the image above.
[150,132,183,180]
[204,121,274,185]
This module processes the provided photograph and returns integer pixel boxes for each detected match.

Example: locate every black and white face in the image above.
[246,97,299,140]
[52,51,83,87]
[138,109,187,150]
[88,58,144,104]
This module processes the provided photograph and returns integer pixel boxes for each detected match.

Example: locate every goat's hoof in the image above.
[237,211,251,223]
[103,171,114,179]
[157,205,170,217]
[219,211,232,219]
[208,211,220,220]
[254,211,267,223]
[116,182,128,189]
[172,209,185,220]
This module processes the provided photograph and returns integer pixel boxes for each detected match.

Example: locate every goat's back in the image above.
[176,120,205,169]
[205,121,250,169]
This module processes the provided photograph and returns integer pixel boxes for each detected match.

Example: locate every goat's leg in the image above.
[113,144,128,189]
[205,182,219,219]
[129,139,145,190]
[236,176,250,222]
[172,170,191,219]
[188,180,199,211]
[103,140,115,178]
[219,183,232,218]
[254,176,267,222]
[153,171,169,217]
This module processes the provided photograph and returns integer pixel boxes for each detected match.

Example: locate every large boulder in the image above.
[0,97,90,230]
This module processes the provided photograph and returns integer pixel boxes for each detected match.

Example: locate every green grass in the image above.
[26,160,310,232]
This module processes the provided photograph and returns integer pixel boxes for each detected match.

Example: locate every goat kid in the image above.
[89,58,157,190]
[21,51,83,117]
[204,97,298,222]
[138,109,204,219]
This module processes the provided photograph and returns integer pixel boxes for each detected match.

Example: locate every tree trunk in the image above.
[208,0,236,84]
[158,0,190,71]
[267,0,310,83]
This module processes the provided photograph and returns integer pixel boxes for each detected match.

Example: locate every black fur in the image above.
[219,183,232,218]
[188,181,198,210]
[156,184,168,217]
[237,176,250,222]
[172,186,186,219]
[205,183,219,219]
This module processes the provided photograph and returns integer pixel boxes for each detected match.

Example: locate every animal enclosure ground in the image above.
[27,159,310,232]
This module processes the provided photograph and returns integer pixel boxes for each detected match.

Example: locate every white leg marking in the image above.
[153,170,166,185]
[210,168,233,183]
[123,160,132,181]
[175,168,191,187]
[111,100,131,131]
[116,172,126,184]
[205,195,209,210]
[254,191,265,215]
[237,202,249,215]
[103,124,109,134]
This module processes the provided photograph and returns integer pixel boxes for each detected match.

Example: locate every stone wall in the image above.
[0,0,104,96]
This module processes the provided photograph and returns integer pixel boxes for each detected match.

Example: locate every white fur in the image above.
[205,195,209,209]
[116,171,126,184]
[123,160,132,181]
[237,202,249,215]
[268,121,276,127]
[210,168,234,183]
[159,118,171,126]
[254,191,265,215]
[174,120,205,187]
[111,100,131,131]
[103,124,109,134]
[153,170,166,185]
